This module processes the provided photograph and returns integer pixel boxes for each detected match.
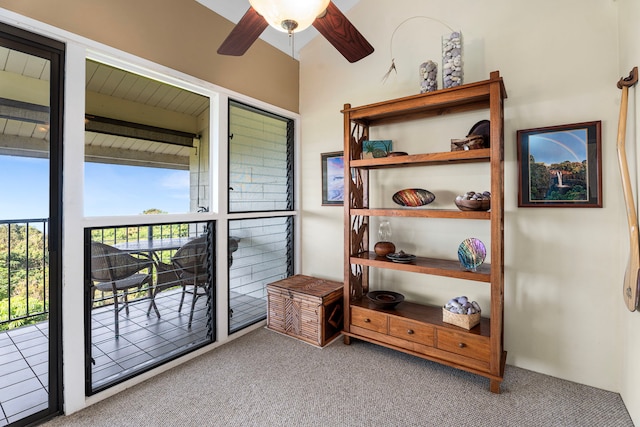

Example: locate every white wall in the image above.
[617,0,640,422]
[300,0,629,405]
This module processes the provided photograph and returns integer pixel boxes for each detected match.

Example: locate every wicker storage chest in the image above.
[267,275,343,347]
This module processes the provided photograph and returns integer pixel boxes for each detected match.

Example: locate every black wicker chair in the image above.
[154,237,209,329]
[90,241,158,337]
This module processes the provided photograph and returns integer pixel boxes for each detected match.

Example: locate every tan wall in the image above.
[0,0,299,112]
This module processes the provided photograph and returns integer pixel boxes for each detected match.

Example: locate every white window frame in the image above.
[0,6,300,413]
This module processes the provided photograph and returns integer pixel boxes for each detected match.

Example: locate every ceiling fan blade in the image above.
[313,1,374,63]
[217,7,269,56]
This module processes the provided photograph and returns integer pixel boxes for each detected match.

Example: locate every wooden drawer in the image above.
[389,317,434,346]
[436,329,490,362]
[351,306,387,333]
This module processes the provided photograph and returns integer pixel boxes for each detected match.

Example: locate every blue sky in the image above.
[0,156,189,220]
[527,129,588,165]
[0,156,49,220]
[84,163,189,216]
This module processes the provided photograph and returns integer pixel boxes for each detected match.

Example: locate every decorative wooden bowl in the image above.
[387,151,409,157]
[367,291,405,309]
[392,188,435,207]
[454,198,491,211]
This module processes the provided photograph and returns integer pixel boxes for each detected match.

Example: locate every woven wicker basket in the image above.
[442,307,481,330]
[267,275,343,347]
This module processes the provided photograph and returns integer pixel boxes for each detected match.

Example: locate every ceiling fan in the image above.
[217,0,374,63]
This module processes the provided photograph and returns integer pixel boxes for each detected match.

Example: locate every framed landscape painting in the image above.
[321,151,344,206]
[517,121,602,208]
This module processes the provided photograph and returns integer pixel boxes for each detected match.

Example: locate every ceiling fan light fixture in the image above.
[249,0,330,33]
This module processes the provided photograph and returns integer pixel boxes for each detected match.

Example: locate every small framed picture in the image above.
[321,151,344,206]
[517,121,602,207]
[362,140,392,159]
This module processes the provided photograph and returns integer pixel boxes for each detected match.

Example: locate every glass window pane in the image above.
[84,60,210,216]
[228,100,293,212]
[86,221,214,393]
[229,216,294,333]
[0,42,53,423]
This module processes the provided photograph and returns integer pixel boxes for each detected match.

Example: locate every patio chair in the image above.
[90,241,158,338]
[153,236,210,329]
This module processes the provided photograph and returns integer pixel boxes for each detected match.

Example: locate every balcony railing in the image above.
[1,216,275,414]
[0,220,212,331]
[87,222,209,312]
[0,218,49,330]
[1,217,269,338]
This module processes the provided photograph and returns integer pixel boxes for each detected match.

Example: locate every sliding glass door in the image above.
[0,23,64,426]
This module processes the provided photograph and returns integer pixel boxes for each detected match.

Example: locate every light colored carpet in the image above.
[43,327,633,427]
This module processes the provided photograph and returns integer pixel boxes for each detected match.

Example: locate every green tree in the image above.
[142,208,167,215]
[528,155,551,200]
[0,223,48,326]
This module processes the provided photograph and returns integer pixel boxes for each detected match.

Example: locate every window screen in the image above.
[228,216,294,333]
[228,100,293,212]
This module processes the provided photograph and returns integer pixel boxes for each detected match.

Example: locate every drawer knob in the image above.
[458,342,466,348]
[407,329,414,335]
[364,318,371,323]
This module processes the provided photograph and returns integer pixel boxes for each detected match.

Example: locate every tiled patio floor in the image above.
[0,289,266,426]
[0,321,49,426]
